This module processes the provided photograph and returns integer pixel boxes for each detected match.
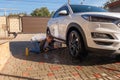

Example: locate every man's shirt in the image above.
[31,33,46,42]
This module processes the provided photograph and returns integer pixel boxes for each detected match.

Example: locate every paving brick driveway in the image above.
[0,34,120,80]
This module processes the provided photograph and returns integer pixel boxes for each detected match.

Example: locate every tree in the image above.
[104,0,118,9]
[50,11,55,17]
[109,0,118,2]
[31,7,50,17]
[8,13,27,17]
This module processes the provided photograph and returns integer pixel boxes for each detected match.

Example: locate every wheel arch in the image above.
[66,23,88,49]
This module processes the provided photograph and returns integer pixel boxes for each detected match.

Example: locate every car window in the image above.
[52,6,69,18]
[70,5,107,13]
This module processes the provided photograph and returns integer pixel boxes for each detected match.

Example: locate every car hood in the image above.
[75,12,120,18]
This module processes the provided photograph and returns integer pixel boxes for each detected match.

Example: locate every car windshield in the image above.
[70,5,107,13]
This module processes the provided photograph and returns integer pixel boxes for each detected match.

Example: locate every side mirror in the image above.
[58,10,68,15]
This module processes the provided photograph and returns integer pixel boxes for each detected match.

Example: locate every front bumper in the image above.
[85,22,120,54]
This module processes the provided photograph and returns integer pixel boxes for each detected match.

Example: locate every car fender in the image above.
[66,22,88,49]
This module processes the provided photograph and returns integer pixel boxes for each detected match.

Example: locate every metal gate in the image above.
[22,17,49,33]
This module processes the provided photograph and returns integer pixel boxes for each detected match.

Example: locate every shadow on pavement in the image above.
[9,41,118,66]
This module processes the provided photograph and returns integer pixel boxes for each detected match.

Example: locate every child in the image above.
[29,34,54,54]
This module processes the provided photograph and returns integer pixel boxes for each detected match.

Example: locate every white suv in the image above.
[47,4,120,58]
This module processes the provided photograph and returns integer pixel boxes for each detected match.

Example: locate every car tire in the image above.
[68,30,87,59]
[115,54,120,61]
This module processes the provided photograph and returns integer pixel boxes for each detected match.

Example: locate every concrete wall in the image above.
[0,42,11,71]
[0,16,49,38]
[0,16,21,38]
[0,17,8,38]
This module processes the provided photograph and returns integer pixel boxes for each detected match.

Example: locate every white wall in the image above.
[0,17,8,38]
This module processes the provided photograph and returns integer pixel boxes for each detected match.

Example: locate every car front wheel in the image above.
[68,30,86,58]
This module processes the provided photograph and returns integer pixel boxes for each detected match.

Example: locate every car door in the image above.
[57,6,70,40]
[48,18,59,38]
[48,5,70,39]
[48,11,60,38]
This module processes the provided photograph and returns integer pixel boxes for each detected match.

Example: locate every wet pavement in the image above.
[0,34,120,80]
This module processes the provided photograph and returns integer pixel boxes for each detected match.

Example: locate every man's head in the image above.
[46,35,53,43]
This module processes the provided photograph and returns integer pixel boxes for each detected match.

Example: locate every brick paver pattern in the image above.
[0,34,120,80]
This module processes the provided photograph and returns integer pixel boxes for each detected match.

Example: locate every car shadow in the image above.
[9,41,118,66]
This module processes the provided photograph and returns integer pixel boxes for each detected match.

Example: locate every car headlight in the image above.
[91,32,114,39]
[82,15,118,23]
